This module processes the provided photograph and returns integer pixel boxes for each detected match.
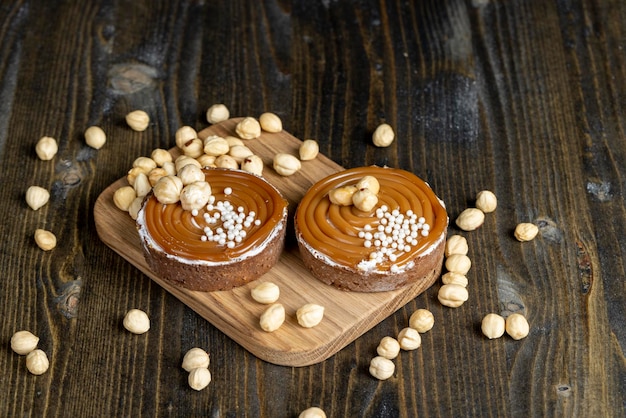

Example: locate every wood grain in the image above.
[94,118,440,366]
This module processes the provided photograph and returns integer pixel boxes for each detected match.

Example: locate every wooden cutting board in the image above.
[94,118,439,367]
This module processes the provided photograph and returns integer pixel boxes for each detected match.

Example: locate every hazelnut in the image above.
[259,112,283,133]
[273,153,301,176]
[85,126,106,149]
[397,327,421,350]
[481,313,506,339]
[128,197,144,220]
[132,156,157,172]
[113,186,137,211]
[162,161,176,176]
[153,175,183,204]
[241,155,264,176]
[369,356,395,380]
[475,190,497,213]
[177,164,205,186]
[225,136,244,147]
[188,367,212,391]
[441,271,468,287]
[127,166,148,186]
[455,208,485,231]
[11,330,39,355]
[181,138,204,158]
[437,284,469,308]
[196,154,217,168]
[356,176,380,195]
[215,154,239,169]
[180,181,212,211]
[203,135,230,156]
[299,407,327,418]
[175,155,201,173]
[505,313,530,340]
[228,145,253,163]
[206,103,230,124]
[235,117,261,139]
[299,139,319,161]
[259,303,285,332]
[34,229,57,251]
[514,223,539,242]
[148,168,168,187]
[26,186,50,210]
[445,235,468,257]
[133,173,152,197]
[26,349,49,375]
[125,110,150,131]
[409,309,434,333]
[35,136,58,160]
[352,188,378,212]
[181,347,210,372]
[296,304,325,328]
[445,254,472,275]
[372,123,395,147]
[122,309,150,334]
[328,186,357,206]
[175,126,198,149]
[376,336,400,359]
[251,282,280,304]
[151,148,173,166]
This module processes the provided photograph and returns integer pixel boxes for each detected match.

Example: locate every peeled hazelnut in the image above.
[177,164,205,186]
[203,135,230,156]
[151,148,173,166]
[175,155,201,173]
[113,186,137,211]
[206,103,230,124]
[445,235,468,257]
[175,126,198,149]
[299,139,319,161]
[181,138,204,158]
[225,136,244,147]
[397,327,422,350]
[153,175,183,204]
[125,110,150,131]
[122,309,150,334]
[235,117,261,139]
[409,309,434,333]
[127,166,148,186]
[445,254,472,275]
[369,356,395,380]
[259,112,283,133]
[26,349,49,375]
[376,336,400,359]
[188,367,211,391]
[35,136,58,160]
[328,186,357,206]
[133,173,152,197]
[273,153,301,176]
[148,168,168,187]
[456,208,485,231]
[441,272,468,287]
[196,154,217,168]
[128,197,144,220]
[34,229,57,251]
[181,347,210,372]
[26,186,50,210]
[251,282,280,304]
[299,407,327,418]
[481,313,506,339]
[514,223,539,242]
[241,155,264,176]
[85,126,106,149]
[352,188,378,212]
[180,181,212,211]
[356,176,380,195]
[372,123,395,147]
[162,161,176,176]
[11,330,39,355]
[215,154,239,169]
[133,156,157,172]
[229,145,254,163]
[505,313,530,340]
[259,303,285,332]
[475,190,497,213]
[296,304,325,328]
[438,284,469,308]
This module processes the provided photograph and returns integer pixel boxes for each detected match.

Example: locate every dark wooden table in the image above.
[1,0,624,416]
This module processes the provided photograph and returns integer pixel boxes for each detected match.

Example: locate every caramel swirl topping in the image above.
[296,166,447,271]
[140,168,287,262]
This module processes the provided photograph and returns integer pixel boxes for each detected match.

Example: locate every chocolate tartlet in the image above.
[295,166,448,292]
[137,168,288,292]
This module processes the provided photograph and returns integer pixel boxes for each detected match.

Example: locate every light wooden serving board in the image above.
[94,118,438,367]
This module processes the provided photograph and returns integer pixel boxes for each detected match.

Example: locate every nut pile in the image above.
[11,330,49,375]
[182,347,212,391]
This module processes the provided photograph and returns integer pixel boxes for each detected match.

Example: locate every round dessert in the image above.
[137,168,288,292]
[295,166,448,292]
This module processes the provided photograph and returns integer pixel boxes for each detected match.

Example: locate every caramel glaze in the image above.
[141,168,288,263]
[295,166,448,272]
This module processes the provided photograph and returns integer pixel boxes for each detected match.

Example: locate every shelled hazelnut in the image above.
[35,136,58,160]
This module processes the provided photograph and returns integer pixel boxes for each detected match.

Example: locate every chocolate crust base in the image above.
[140,219,286,292]
[295,227,446,293]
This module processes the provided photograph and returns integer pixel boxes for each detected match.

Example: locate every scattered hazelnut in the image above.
[206,103,230,124]
[397,327,422,350]
[481,313,506,339]
[259,112,283,133]
[409,309,434,333]
[437,284,469,308]
[445,235,468,257]
[356,176,380,195]
[259,303,285,332]
[445,254,472,275]
[215,154,239,169]
[455,208,485,231]
[251,282,280,304]
[11,330,39,355]
[180,181,212,211]
[113,186,137,211]
[181,138,204,158]
[369,356,395,380]
[235,117,261,139]
[122,309,150,334]
[352,188,378,212]
[175,126,198,149]
[441,271,468,287]
[34,229,57,251]
[372,123,395,147]
[125,110,150,131]
[153,175,183,204]
[328,186,358,206]
[228,145,254,163]
[133,156,157,172]
[376,336,400,359]
[85,126,106,149]
[151,148,173,166]
[299,407,327,418]
[299,139,319,161]
[475,190,497,213]
[505,313,530,340]
[514,223,539,242]
[296,304,325,328]
[26,349,49,375]
[273,153,301,176]
[181,347,210,372]
[26,186,50,210]
[35,136,58,160]
[241,155,264,176]
[203,135,230,156]
[188,367,212,391]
